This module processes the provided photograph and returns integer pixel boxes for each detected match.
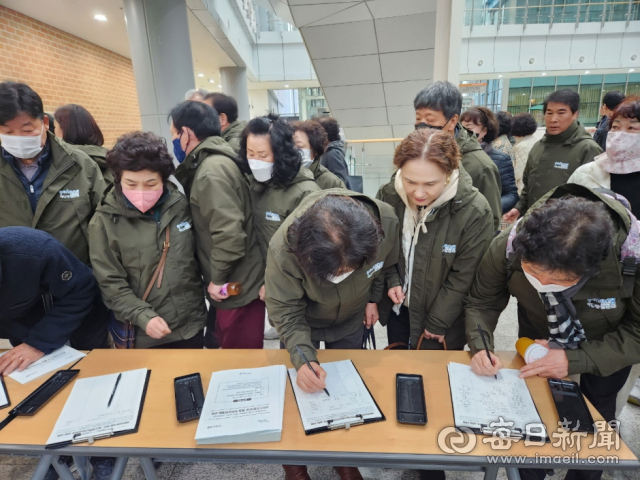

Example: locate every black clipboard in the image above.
[0,376,9,410]
[446,366,550,443]
[45,370,152,449]
[288,360,385,435]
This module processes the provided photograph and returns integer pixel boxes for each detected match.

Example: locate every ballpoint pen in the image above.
[107,373,122,407]
[295,345,330,396]
[477,324,497,380]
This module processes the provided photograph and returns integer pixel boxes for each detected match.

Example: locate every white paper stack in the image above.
[195,365,287,445]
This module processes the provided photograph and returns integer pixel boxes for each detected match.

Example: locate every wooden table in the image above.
[0,349,637,480]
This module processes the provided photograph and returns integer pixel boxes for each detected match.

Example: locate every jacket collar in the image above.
[542,121,590,146]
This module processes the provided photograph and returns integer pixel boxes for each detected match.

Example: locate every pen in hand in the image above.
[477,324,498,380]
[295,345,330,397]
[107,373,122,407]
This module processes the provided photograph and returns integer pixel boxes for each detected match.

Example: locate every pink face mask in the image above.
[121,187,163,213]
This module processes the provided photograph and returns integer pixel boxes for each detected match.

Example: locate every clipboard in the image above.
[288,360,385,435]
[46,370,152,449]
[447,362,550,443]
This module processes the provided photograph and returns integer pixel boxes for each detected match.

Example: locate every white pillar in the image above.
[220,67,250,122]
[434,0,463,85]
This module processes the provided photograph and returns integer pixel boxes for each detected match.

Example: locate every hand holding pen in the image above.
[295,345,330,396]
[470,325,503,378]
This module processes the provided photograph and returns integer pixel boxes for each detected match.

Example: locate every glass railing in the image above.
[345,139,401,197]
[464,0,640,28]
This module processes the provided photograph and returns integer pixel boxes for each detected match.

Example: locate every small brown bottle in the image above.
[221,282,242,296]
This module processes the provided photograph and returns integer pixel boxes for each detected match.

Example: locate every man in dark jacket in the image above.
[0,227,108,375]
[465,185,640,480]
[414,81,502,231]
[317,116,351,188]
[592,90,625,151]
[0,82,106,266]
[203,93,247,154]
[503,89,603,223]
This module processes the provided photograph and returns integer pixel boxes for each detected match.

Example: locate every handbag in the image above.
[109,228,171,349]
[361,326,377,350]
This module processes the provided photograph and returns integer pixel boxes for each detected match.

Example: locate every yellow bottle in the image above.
[221,282,241,296]
[515,337,549,364]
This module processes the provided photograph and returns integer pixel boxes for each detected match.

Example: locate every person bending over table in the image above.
[265,190,400,480]
[0,226,109,374]
[464,185,640,480]
[89,131,207,349]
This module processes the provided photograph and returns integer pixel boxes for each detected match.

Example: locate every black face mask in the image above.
[415,122,445,131]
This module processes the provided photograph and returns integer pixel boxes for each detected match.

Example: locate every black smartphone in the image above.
[548,378,595,433]
[396,373,427,425]
[174,373,205,423]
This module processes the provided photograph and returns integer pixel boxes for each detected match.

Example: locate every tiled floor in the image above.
[2,298,639,479]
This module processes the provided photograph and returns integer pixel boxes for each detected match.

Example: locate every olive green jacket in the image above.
[308,159,345,190]
[376,167,495,349]
[464,184,640,377]
[456,125,502,231]
[89,184,207,348]
[265,189,400,369]
[0,132,106,265]
[514,121,602,214]
[222,120,247,154]
[248,165,321,260]
[75,144,114,187]
[175,136,263,310]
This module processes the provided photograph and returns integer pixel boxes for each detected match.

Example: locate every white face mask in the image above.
[327,270,353,284]
[0,125,45,160]
[300,149,313,168]
[523,270,577,293]
[248,158,274,183]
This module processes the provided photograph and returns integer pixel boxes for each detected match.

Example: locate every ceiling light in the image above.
[197,73,204,77]
[285,85,289,88]
[542,72,547,75]
[631,69,635,72]
[585,70,590,74]
[208,79,214,83]
[218,85,222,88]
[498,75,503,78]
[94,14,107,21]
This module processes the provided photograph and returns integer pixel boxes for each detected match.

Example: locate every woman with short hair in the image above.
[89,131,207,349]
[293,120,344,189]
[461,107,519,213]
[54,104,113,185]
[511,113,538,194]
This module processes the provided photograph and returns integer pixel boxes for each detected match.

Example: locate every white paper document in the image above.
[195,365,287,445]
[447,362,543,435]
[46,368,148,447]
[3,346,85,384]
[0,379,9,409]
[288,360,383,432]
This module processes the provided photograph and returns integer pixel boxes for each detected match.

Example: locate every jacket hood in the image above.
[455,124,484,155]
[75,144,108,169]
[326,139,344,151]
[541,121,593,146]
[188,136,238,163]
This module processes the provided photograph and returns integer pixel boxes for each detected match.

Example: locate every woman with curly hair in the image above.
[89,131,207,349]
[239,114,320,261]
[293,120,344,189]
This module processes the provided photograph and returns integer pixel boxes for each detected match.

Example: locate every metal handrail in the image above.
[345,138,404,144]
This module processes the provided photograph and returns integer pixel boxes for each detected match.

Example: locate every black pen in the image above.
[295,345,330,396]
[477,324,497,380]
[189,385,200,415]
[107,373,122,407]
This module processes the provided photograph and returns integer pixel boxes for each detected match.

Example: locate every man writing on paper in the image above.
[0,227,109,375]
[266,190,399,480]
[464,185,640,480]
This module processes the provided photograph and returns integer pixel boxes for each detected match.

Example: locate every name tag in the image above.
[442,244,457,254]
[587,298,617,310]
[554,162,569,170]
[366,262,384,278]
[265,212,281,222]
[177,221,191,232]
[59,189,80,199]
